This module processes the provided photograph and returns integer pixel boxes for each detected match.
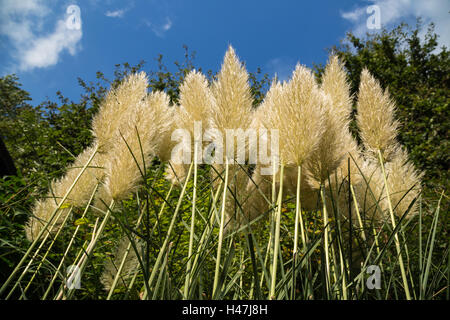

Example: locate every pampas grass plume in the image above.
[262,64,324,166]
[209,45,253,133]
[103,90,171,202]
[164,70,214,185]
[356,69,400,162]
[26,144,104,241]
[92,72,149,152]
[384,148,423,219]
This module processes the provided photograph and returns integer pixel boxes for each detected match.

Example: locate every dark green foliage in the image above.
[0,136,16,176]
[0,175,32,285]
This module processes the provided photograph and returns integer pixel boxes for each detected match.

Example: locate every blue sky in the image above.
[1,0,449,105]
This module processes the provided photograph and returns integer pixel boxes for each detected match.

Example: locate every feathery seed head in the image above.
[262,64,324,165]
[356,69,400,161]
[209,45,253,132]
[26,200,70,241]
[25,144,104,241]
[384,148,423,219]
[304,55,358,187]
[252,80,284,131]
[92,72,149,152]
[157,104,178,162]
[354,148,422,224]
[178,70,214,135]
[305,92,347,186]
[321,55,353,120]
[104,91,171,201]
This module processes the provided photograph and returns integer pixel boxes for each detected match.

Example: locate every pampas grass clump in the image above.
[17,46,429,302]
[25,46,422,239]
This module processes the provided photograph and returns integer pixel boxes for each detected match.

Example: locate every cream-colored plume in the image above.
[156,105,178,163]
[354,147,422,224]
[165,70,214,185]
[178,70,213,133]
[320,56,353,119]
[26,144,105,241]
[306,56,359,185]
[244,66,324,225]
[243,81,285,222]
[305,93,348,186]
[353,159,386,223]
[251,80,284,132]
[304,56,363,222]
[208,46,255,228]
[26,73,153,240]
[356,69,400,162]
[209,45,253,134]
[260,64,324,166]
[384,148,423,219]
[101,90,172,203]
[321,56,359,167]
[91,72,149,152]
[353,69,423,222]
[100,236,142,291]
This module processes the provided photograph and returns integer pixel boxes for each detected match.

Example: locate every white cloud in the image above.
[105,9,126,18]
[341,7,366,22]
[0,0,83,72]
[162,18,172,32]
[20,20,82,70]
[341,0,450,49]
[144,17,172,38]
[103,1,135,19]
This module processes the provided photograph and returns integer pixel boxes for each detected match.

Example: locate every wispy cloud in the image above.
[265,57,296,82]
[341,7,366,22]
[0,0,83,72]
[144,17,172,38]
[341,0,450,49]
[105,9,126,18]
